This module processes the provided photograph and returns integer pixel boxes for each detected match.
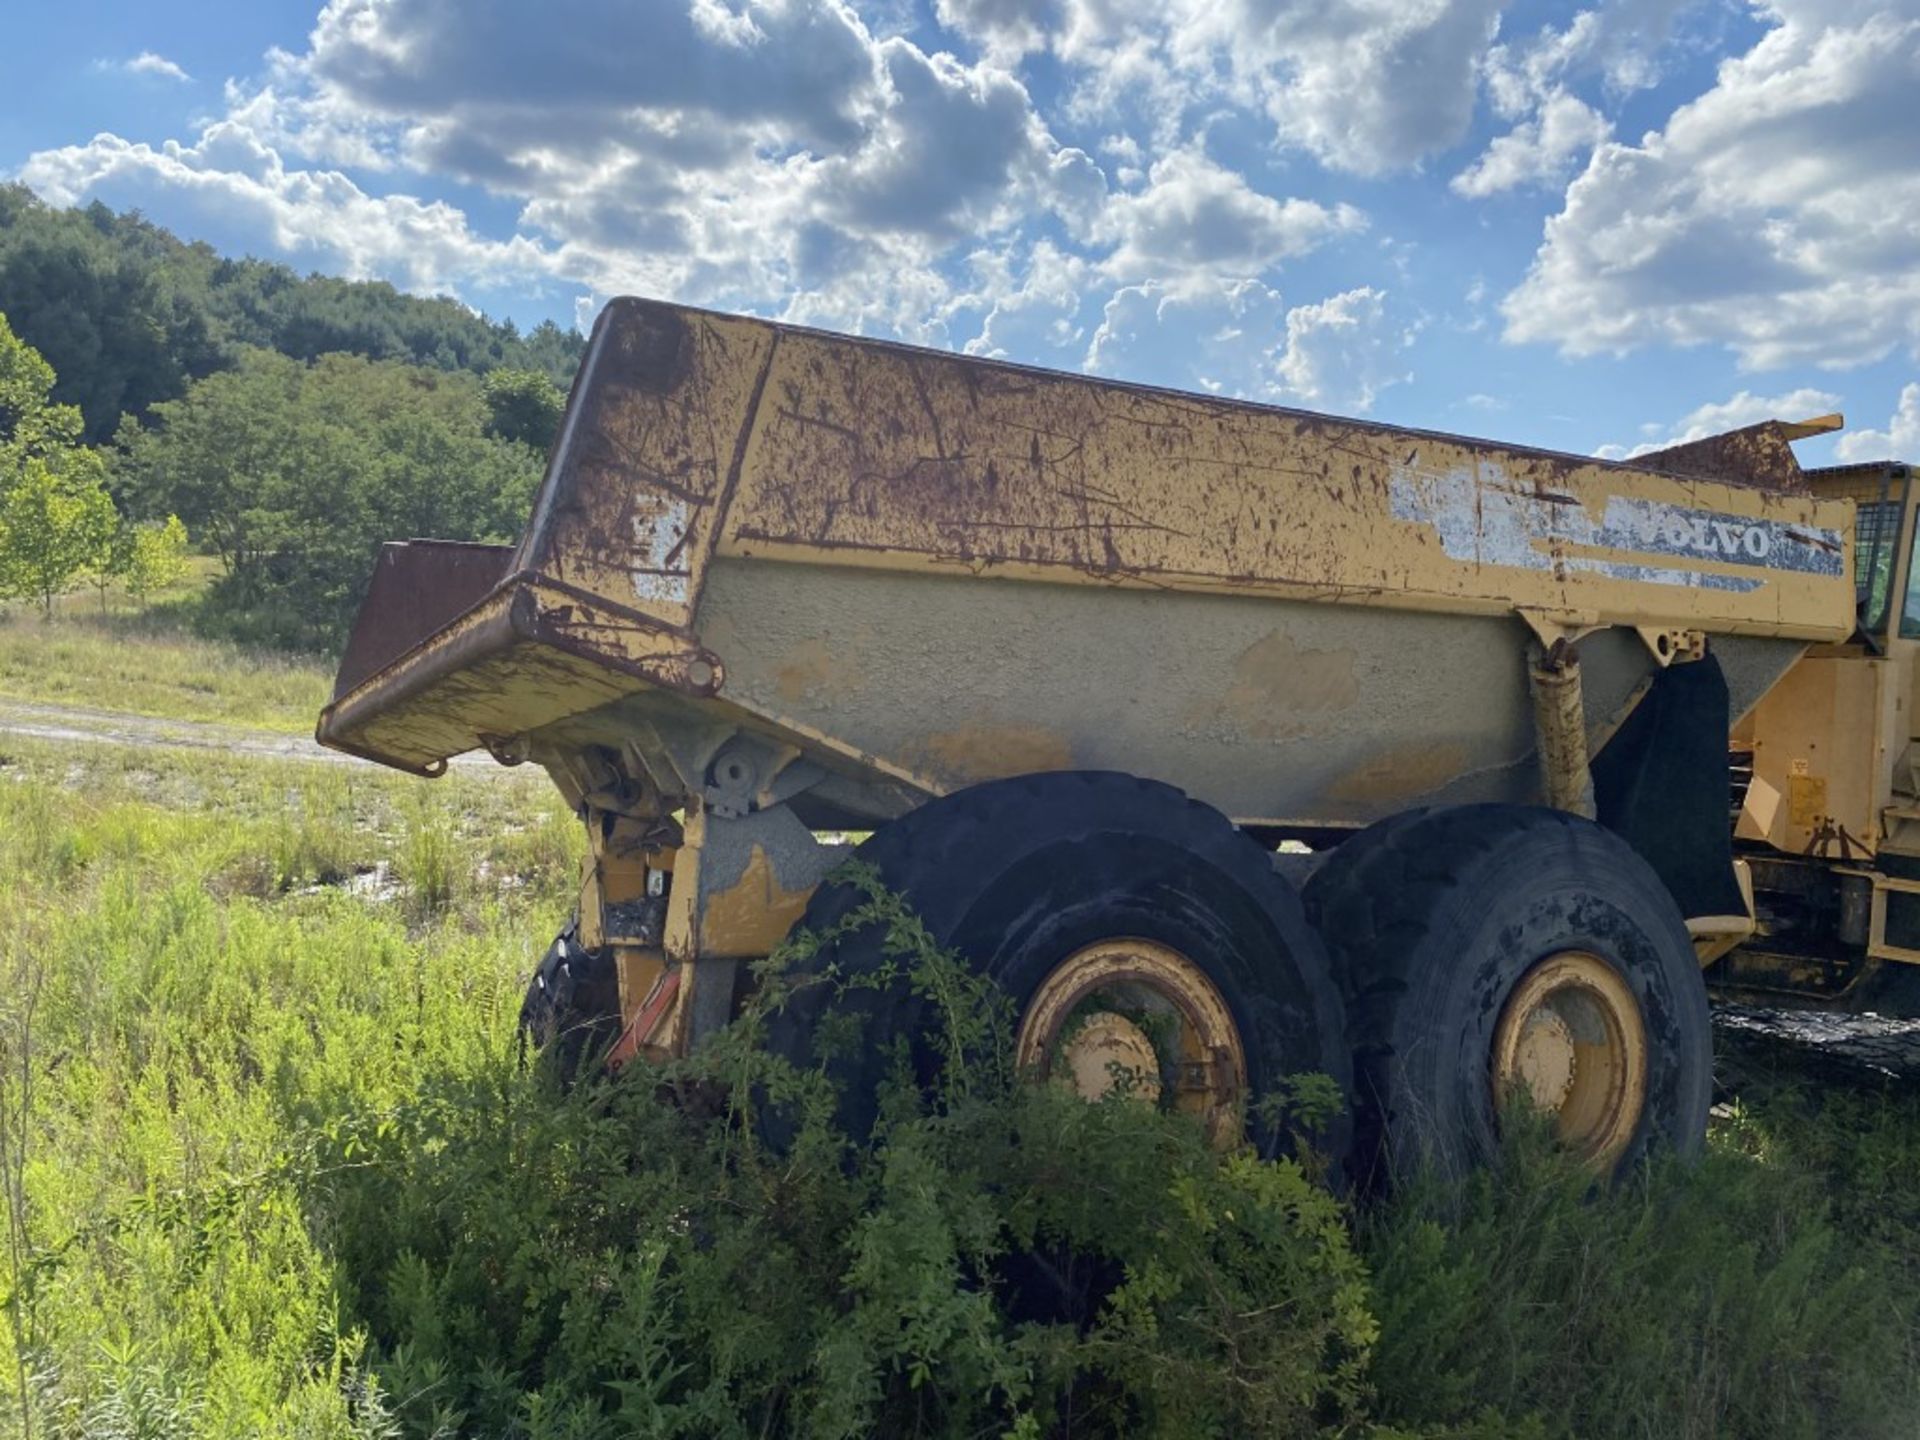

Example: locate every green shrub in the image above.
[4,740,1920,1439]
[1361,1113,1920,1440]
[306,867,1377,1440]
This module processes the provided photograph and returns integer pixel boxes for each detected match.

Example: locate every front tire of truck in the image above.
[1302,804,1711,1191]
[762,771,1352,1166]
[518,917,621,1083]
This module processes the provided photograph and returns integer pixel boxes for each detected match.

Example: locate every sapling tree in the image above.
[0,312,120,615]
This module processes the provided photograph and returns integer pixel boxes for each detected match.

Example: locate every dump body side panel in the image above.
[515,305,777,631]
[319,297,1855,804]
[715,319,1853,639]
[655,558,1807,828]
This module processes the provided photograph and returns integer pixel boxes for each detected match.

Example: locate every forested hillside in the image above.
[0,189,583,650]
[0,185,582,442]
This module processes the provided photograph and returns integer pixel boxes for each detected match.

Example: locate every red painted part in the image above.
[607,965,681,1071]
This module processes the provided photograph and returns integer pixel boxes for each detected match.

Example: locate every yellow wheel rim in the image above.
[1015,938,1249,1148]
[1492,950,1648,1168]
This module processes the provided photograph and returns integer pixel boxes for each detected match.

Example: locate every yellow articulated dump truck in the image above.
[318,297,1911,1184]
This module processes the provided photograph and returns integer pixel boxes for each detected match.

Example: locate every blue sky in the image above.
[4,0,1917,465]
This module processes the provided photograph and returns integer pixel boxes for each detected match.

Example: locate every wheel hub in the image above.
[1491,950,1648,1168]
[1057,1011,1164,1103]
[1015,938,1247,1147]
[1510,1008,1577,1110]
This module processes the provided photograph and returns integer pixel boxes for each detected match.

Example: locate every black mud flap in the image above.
[1590,651,1746,921]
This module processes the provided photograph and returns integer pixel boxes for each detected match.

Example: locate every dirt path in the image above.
[0,697,498,772]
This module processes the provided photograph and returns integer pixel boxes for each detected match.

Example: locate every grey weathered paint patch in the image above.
[1389,464,1843,592]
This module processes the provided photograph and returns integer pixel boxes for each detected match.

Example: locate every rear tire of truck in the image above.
[1302,804,1711,1190]
[518,917,621,1083]
[762,771,1352,1165]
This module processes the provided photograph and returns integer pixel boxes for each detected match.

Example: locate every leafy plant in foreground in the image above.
[4,735,1920,1439]
[307,864,1375,1440]
[1360,1111,1920,1440]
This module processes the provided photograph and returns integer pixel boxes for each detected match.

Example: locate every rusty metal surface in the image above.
[316,575,725,772]
[711,314,1854,640]
[1530,643,1595,817]
[331,540,513,702]
[517,300,776,630]
[320,296,1856,786]
[1637,421,1813,492]
[1013,937,1250,1148]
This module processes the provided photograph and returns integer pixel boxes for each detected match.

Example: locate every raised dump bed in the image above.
[321,296,1880,1184]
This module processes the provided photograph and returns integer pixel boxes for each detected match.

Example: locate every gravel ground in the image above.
[0,697,499,772]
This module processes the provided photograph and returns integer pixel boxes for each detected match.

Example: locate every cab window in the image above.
[1858,499,1899,630]
[1902,522,1920,639]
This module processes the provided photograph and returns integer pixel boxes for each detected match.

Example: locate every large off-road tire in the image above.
[1302,804,1711,1188]
[762,771,1352,1164]
[518,917,621,1082]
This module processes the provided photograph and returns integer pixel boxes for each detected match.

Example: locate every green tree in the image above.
[119,513,190,603]
[86,511,190,611]
[0,458,117,615]
[114,349,542,650]
[0,307,82,463]
[0,311,120,614]
[0,192,218,441]
[0,184,584,441]
[482,366,565,452]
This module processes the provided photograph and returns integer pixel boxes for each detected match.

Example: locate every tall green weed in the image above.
[308,866,1375,1439]
[1360,1112,1919,1439]
[0,740,1917,1439]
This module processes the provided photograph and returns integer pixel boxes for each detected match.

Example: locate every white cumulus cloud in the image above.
[964,238,1096,361]
[1092,147,1365,285]
[1451,90,1609,197]
[1503,1,1920,370]
[1203,0,1509,177]
[1087,277,1291,396]
[1594,386,1845,461]
[1273,286,1411,413]
[1085,278,1410,412]
[19,123,553,296]
[1837,384,1920,463]
[117,52,193,82]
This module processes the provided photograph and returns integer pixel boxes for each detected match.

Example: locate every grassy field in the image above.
[0,604,1917,1438]
[0,565,332,733]
[0,733,580,1437]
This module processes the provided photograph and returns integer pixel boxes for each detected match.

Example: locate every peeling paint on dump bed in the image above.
[320,299,1858,784]
[1388,463,1845,592]
[630,493,695,606]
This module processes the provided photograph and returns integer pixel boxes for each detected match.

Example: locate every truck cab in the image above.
[1720,458,1920,1006]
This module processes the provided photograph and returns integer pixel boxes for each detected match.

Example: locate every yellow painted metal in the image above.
[319,575,722,775]
[714,321,1852,638]
[1782,414,1845,442]
[1529,643,1595,817]
[1688,858,1756,966]
[658,807,824,965]
[1053,1013,1164,1105]
[319,298,1855,782]
[1492,951,1649,1168]
[1014,938,1249,1147]
[695,843,816,958]
[1738,646,1899,858]
[309,298,1920,1025]
[576,810,674,1019]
